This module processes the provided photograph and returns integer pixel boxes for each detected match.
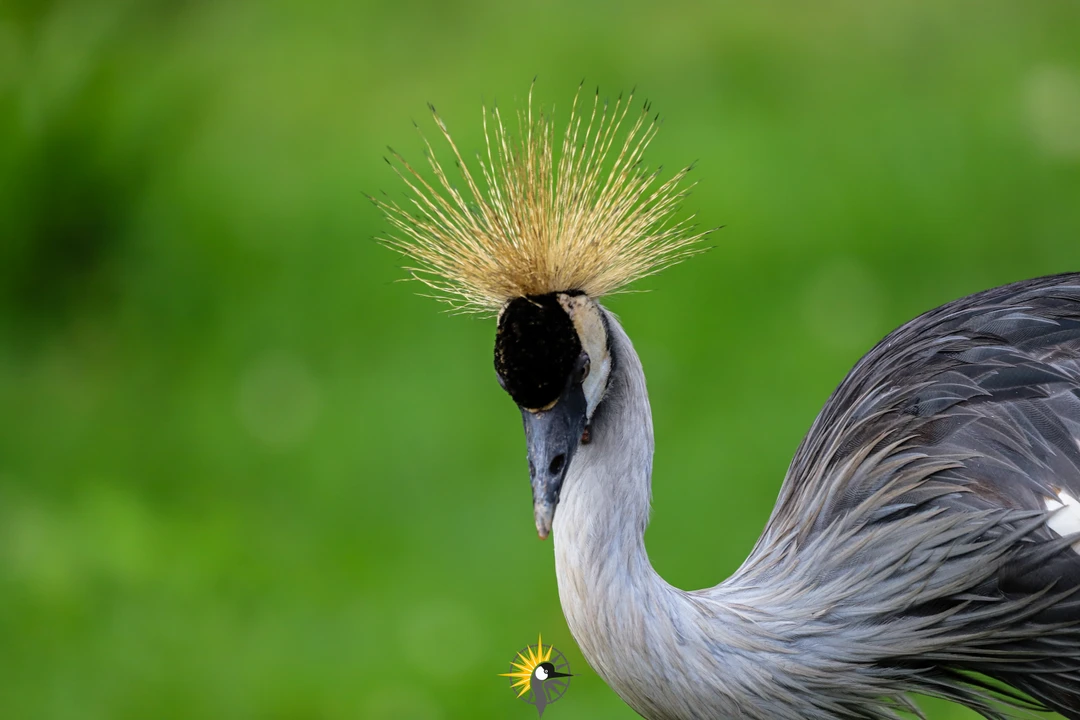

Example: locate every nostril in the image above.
[528,459,536,476]
[549,454,566,475]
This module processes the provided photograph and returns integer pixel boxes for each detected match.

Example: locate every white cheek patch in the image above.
[1045,489,1080,552]
[580,348,611,420]
[557,294,611,420]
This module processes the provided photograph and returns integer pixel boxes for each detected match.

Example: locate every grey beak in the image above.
[522,380,588,540]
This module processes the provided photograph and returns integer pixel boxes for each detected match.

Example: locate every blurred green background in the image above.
[2,0,1079,718]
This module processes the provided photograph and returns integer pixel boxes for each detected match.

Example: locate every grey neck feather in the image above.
[550,309,929,720]
[553,310,748,719]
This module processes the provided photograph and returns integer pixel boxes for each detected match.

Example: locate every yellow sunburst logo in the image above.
[499,634,573,716]
[500,633,556,697]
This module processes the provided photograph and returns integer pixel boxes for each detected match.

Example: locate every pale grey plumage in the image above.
[554,276,1080,720]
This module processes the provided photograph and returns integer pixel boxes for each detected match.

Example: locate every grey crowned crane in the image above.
[374,85,1080,719]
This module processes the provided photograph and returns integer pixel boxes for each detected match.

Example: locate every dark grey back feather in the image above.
[747,273,1080,718]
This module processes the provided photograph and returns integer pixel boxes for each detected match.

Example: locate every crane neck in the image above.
[551,309,697,711]
[550,309,835,719]
[553,308,659,593]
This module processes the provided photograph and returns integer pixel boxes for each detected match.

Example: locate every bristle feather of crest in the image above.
[375,84,710,314]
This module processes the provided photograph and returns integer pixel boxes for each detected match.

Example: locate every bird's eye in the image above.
[575,353,591,383]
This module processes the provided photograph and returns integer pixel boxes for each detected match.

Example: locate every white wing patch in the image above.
[1045,489,1080,551]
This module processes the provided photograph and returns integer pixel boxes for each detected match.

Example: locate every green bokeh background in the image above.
[2,1,1080,718]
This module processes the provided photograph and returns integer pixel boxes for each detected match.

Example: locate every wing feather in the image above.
[753,272,1080,718]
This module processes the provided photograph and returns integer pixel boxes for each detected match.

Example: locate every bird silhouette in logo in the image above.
[528,661,573,717]
[500,635,573,717]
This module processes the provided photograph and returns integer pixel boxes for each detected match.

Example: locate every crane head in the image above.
[375,83,710,534]
[495,291,611,539]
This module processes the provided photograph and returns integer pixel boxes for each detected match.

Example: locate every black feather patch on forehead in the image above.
[494,293,582,409]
